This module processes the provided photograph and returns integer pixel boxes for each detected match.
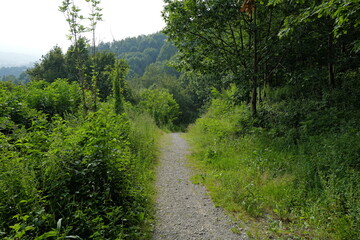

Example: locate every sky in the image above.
[0,0,166,58]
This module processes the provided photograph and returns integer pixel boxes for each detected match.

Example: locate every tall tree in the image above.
[276,0,360,90]
[162,0,285,116]
[59,0,89,113]
[27,46,67,82]
[87,0,103,111]
[93,51,116,101]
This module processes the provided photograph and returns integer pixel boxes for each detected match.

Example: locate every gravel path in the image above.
[152,133,247,240]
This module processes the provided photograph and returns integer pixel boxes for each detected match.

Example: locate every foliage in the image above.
[25,79,81,118]
[138,88,180,128]
[163,0,288,115]
[91,51,116,101]
[97,33,175,77]
[0,81,43,129]
[27,46,67,82]
[187,85,360,239]
[0,82,160,239]
[111,59,129,114]
[278,0,360,39]
[27,42,117,104]
[156,41,178,62]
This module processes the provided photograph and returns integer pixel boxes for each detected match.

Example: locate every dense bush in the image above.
[25,79,81,117]
[138,88,180,128]
[0,82,160,239]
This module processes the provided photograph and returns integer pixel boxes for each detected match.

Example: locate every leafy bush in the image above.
[138,88,180,128]
[1,83,159,239]
[25,79,81,117]
[0,82,38,129]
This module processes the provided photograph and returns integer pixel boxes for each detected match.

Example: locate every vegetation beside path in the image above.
[0,80,161,239]
[186,88,360,239]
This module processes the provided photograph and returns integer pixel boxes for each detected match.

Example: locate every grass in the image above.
[125,104,164,239]
[184,96,360,239]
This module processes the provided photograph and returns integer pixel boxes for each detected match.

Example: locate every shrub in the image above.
[0,98,160,239]
[0,82,38,129]
[138,88,180,128]
[25,79,81,117]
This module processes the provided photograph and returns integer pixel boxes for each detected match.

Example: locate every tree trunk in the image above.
[252,3,258,116]
[92,21,98,112]
[251,85,257,116]
[79,67,88,115]
[328,26,335,89]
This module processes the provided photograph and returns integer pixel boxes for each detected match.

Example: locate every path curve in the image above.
[152,133,247,240]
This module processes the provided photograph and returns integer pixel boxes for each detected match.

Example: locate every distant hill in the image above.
[0,52,38,67]
[97,32,177,77]
[0,66,29,77]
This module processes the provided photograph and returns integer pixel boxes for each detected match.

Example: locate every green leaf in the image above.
[10,223,21,232]
[25,226,35,231]
[36,230,58,240]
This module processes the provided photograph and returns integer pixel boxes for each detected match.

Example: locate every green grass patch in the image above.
[185,95,360,239]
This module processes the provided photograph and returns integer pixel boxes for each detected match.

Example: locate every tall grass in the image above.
[125,102,162,236]
[186,91,360,239]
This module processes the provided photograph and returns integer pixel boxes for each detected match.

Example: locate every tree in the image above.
[276,0,360,90]
[156,41,178,62]
[27,46,67,82]
[162,0,285,116]
[59,0,89,113]
[87,0,103,111]
[65,37,91,83]
[18,72,30,84]
[93,51,116,101]
[138,88,180,127]
[111,59,129,114]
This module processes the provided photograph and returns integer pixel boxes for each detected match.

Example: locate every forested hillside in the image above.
[0,66,30,84]
[0,66,28,78]
[97,33,177,77]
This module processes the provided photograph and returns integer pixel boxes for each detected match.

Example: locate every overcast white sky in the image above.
[0,0,166,57]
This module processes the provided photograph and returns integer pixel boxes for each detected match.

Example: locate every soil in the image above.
[152,133,248,240]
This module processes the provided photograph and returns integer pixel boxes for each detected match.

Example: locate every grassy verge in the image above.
[125,103,163,238]
[186,96,359,239]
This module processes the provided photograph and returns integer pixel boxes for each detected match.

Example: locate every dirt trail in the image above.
[152,133,247,240]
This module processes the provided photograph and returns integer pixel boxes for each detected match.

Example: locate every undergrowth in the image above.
[186,86,360,239]
[0,80,160,239]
